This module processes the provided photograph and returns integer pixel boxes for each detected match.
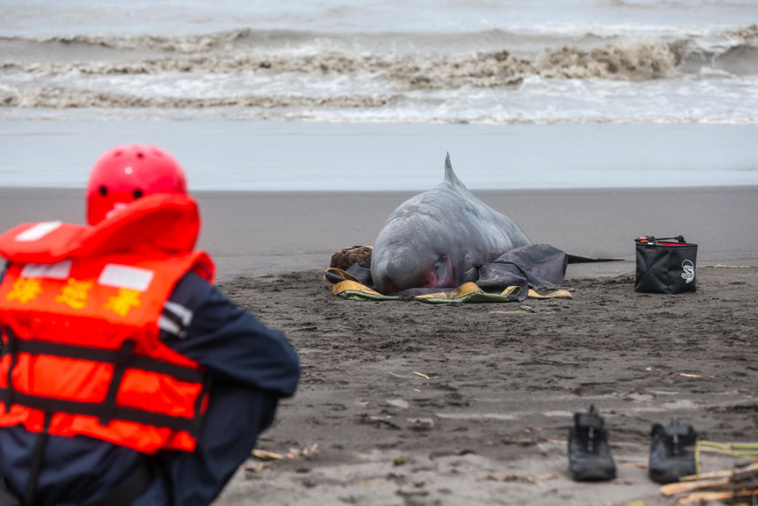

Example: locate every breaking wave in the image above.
[0,29,254,54]
[0,39,682,92]
[1,25,756,123]
[0,87,395,109]
[3,22,757,52]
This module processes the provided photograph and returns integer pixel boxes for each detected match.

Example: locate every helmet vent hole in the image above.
[98,185,108,196]
[133,188,144,199]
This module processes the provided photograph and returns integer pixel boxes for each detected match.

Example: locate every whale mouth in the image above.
[430,255,454,288]
[379,279,401,294]
[375,266,426,294]
[372,252,453,293]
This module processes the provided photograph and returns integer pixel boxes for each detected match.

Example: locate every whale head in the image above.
[371,216,457,294]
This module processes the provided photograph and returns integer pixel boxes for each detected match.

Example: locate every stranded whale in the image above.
[371,154,532,294]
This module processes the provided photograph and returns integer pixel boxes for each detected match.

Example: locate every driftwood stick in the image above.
[680,470,734,481]
[660,478,729,496]
[662,462,758,497]
[677,489,758,505]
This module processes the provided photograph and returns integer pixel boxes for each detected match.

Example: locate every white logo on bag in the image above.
[681,259,695,284]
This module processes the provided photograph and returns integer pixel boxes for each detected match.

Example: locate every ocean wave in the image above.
[3,73,756,126]
[725,24,758,41]
[2,24,755,54]
[0,87,395,109]
[3,103,756,126]
[0,39,682,89]
[3,24,757,86]
[2,24,756,83]
[0,29,254,54]
[2,25,756,124]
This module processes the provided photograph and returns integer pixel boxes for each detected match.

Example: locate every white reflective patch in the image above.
[159,301,194,339]
[98,264,154,292]
[15,221,62,242]
[158,315,183,337]
[21,260,73,279]
[163,301,193,327]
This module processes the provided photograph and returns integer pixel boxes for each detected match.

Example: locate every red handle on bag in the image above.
[636,235,688,246]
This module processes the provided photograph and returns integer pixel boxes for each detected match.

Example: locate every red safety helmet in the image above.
[86,144,188,225]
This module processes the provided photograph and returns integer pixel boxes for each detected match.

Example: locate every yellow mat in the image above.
[325,269,572,303]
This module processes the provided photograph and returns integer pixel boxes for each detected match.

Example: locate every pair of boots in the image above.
[568,405,697,484]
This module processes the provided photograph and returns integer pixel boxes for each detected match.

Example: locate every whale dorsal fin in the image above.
[444,152,467,189]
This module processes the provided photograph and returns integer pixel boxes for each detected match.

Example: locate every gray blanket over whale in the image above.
[364,154,570,298]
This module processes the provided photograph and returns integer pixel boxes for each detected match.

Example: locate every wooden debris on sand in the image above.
[243,444,320,473]
[661,459,758,504]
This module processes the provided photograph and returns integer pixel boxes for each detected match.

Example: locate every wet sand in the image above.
[1,186,757,505]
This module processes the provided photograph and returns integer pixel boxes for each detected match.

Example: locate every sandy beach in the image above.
[1,185,757,505]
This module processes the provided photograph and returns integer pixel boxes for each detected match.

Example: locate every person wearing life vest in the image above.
[0,145,300,505]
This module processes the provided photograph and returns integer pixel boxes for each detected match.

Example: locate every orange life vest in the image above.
[0,194,216,454]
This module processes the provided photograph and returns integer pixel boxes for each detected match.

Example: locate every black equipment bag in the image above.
[635,235,697,294]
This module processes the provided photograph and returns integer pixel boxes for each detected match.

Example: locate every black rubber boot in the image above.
[568,405,617,481]
[648,421,697,484]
